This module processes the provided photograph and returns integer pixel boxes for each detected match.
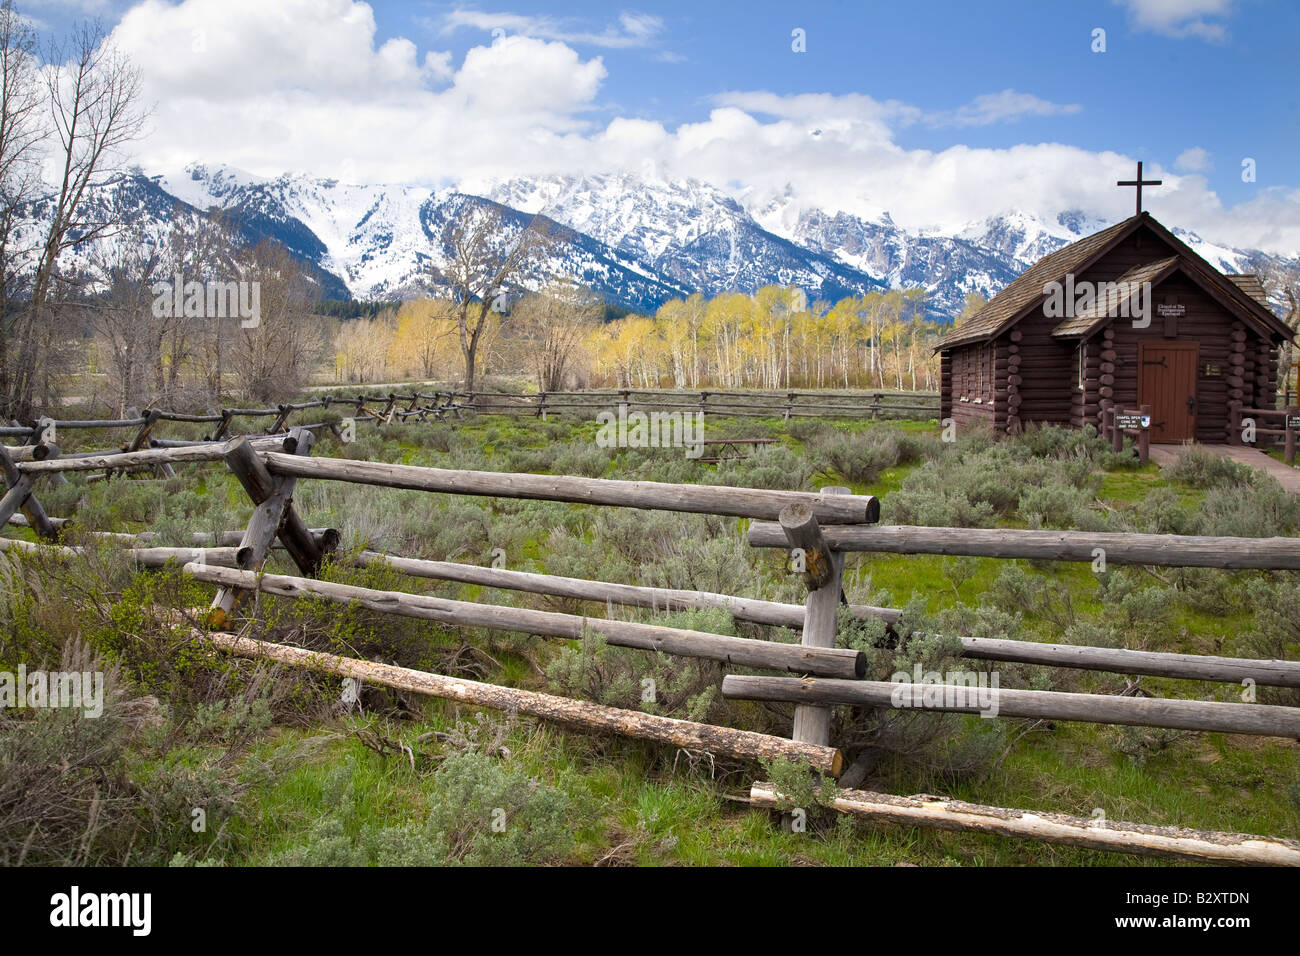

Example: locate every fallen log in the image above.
[181,563,867,678]
[5,513,70,529]
[720,675,1300,738]
[747,522,1300,570]
[259,452,880,524]
[194,627,842,775]
[748,784,1300,866]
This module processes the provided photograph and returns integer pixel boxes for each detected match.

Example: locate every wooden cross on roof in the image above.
[1117,161,1162,215]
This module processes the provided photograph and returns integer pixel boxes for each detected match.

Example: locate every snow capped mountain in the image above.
[481,172,888,304]
[955,209,1106,265]
[763,204,1023,306]
[19,162,1298,320]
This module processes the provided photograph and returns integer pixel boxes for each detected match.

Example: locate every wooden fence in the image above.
[3,388,941,475]
[450,388,941,421]
[1101,405,1152,465]
[3,431,1299,864]
[1,392,471,448]
[1229,402,1300,463]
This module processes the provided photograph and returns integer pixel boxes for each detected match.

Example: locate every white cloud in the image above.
[1114,0,1234,41]
[439,7,664,49]
[1175,147,1212,172]
[101,0,1298,256]
[934,90,1082,127]
[112,0,606,182]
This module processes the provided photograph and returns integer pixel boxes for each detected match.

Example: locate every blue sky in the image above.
[389,0,1298,207]
[18,0,1300,251]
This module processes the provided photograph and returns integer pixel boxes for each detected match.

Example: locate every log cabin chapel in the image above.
[937,164,1292,444]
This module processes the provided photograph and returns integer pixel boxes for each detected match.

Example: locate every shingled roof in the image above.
[1225,274,1271,310]
[1051,257,1180,339]
[938,215,1141,349]
[938,212,1291,349]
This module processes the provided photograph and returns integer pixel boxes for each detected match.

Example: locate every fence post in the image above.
[781,486,851,750]
[1287,406,1299,464]
[266,403,293,435]
[210,409,234,441]
[0,444,58,540]
[1228,401,1242,446]
[209,427,322,627]
[784,392,795,421]
[122,409,174,479]
[537,392,548,420]
[1138,404,1151,465]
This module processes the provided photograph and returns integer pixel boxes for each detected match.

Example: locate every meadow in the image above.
[2,407,1298,866]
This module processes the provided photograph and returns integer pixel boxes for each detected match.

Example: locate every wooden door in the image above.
[1138,341,1199,442]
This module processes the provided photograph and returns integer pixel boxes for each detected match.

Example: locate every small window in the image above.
[1077,344,1086,391]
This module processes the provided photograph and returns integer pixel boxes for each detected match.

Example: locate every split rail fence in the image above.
[1,387,940,479]
[451,388,941,421]
[3,431,1299,865]
[1,391,471,449]
[1229,402,1300,463]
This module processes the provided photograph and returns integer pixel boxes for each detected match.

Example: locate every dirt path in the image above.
[1148,443,1300,494]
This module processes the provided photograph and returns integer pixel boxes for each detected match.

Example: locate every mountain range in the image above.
[23,163,1298,320]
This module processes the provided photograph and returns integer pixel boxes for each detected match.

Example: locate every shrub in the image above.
[1240,576,1300,705]
[1200,475,1300,537]
[1092,570,1177,643]
[424,751,578,865]
[545,618,729,725]
[268,750,581,866]
[549,442,613,478]
[1126,486,1203,535]
[811,427,939,485]
[1163,448,1252,488]
[1018,482,1103,531]
[712,444,816,490]
[832,601,1008,786]
[0,638,274,866]
[987,562,1077,630]
[1108,724,1186,767]
[884,438,1102,528]
[785,419,836,444]
[1064,620,1122,650]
